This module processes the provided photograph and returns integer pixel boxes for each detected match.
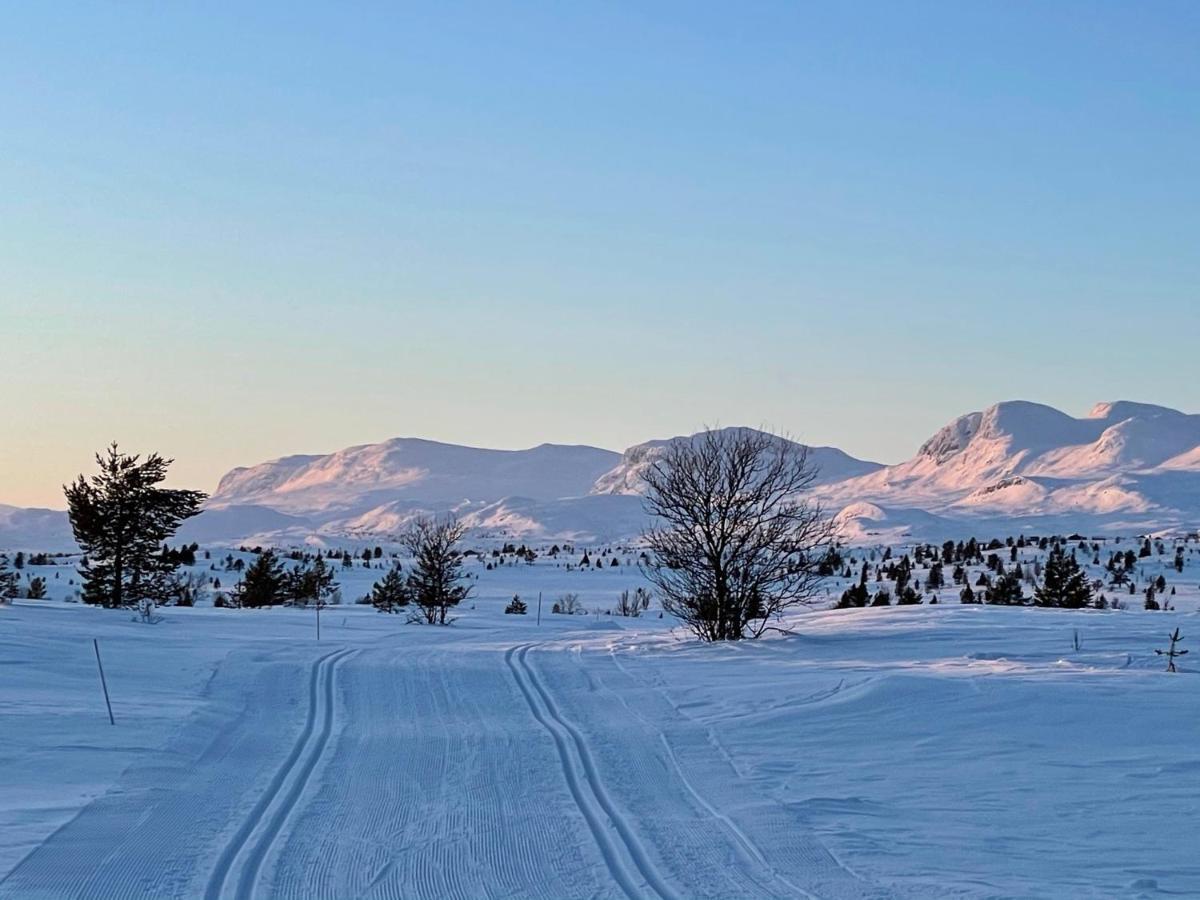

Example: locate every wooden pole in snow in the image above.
[537,591,542,626]
[93,638,114,725]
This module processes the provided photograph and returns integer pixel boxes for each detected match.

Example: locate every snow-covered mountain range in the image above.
[825,401,1200,542]
[5,401,1200,550]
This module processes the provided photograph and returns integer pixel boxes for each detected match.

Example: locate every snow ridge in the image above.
[4,403,1199,548]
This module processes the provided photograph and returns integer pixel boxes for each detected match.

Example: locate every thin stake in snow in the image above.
[537,591,542,626]
[1155,628,1188,673]
[93,638,115,725]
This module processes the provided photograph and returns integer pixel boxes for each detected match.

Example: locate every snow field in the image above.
[1,542,1198,898]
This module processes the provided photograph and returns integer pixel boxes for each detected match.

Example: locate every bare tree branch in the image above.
[403,516,470,625]
[639,427,834,641]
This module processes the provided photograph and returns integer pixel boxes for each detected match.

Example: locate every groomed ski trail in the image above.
[205,647,355,900]
[506,643,679,900]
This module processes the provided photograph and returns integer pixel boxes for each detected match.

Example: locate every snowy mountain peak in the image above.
[1087,401,1185,423]
[819,399,1200,537]
[589,427,883,496]
[210,437,621,514]
[918,412,982,463]
[976,401,1095,450]
[7,402,1200,550]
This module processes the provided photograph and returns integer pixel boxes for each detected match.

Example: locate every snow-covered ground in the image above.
[2,544,1198,898]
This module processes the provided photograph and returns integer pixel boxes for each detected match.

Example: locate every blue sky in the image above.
[2,2,1197,506]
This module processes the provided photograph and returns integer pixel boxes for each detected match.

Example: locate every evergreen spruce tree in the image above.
[235,550,287,608]
[927,561,945,590]
[1034,546,1092,609]
[837,582,870,608]
[986,570,1025,605]
[370,566,409,613]
[505,595,528,614]
[64,444,206,609]
[289,556,337,607]
[0,554,18,604]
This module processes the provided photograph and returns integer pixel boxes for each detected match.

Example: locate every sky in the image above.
[2,2,1198,508]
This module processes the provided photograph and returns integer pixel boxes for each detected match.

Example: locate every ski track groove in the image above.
[602,642,895,899]
[599,645,814,897]
[506,643,678,900]
[266,642,597,900]
[205,647,354,900]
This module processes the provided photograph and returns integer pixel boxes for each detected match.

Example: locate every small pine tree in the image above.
[505,595,528,615]
[288,556,337,607]
[1034,546,1092,609]
[370,567,409,613]
[837,582,870,608]
[986,570,1025,605]
[0,554,18,604]
[926,562,945,589]
[235,550,287,608]
[26,576,47,600]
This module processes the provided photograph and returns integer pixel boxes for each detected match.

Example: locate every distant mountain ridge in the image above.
[200,428,879,545]
[4,403,1199,550]
[589,427,883,496]
[824,400,1200,542]
[212,438,621,510]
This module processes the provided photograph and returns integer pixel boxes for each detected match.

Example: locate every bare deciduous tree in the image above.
[165,568,210,607]
[615,586,651,617]
[403,517,470,625]
[640,427,834,641]
[552,592,584,615]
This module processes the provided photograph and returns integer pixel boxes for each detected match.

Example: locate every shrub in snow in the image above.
[505,595,527,615]
[615,587,651,617]
[552,593,584,615]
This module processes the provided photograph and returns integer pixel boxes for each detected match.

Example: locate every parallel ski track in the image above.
[205,647,354,900]
[506,643,678,900]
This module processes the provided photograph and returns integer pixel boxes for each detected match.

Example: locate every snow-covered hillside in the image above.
[589,427,883,495]
[818,400,1200,540]
[0,505,75,550]
[211,438,620,511]
[179,438,625,546]
[6,402,1200,550]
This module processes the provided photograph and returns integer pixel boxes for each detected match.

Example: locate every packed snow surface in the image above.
[2,546,1197,899]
